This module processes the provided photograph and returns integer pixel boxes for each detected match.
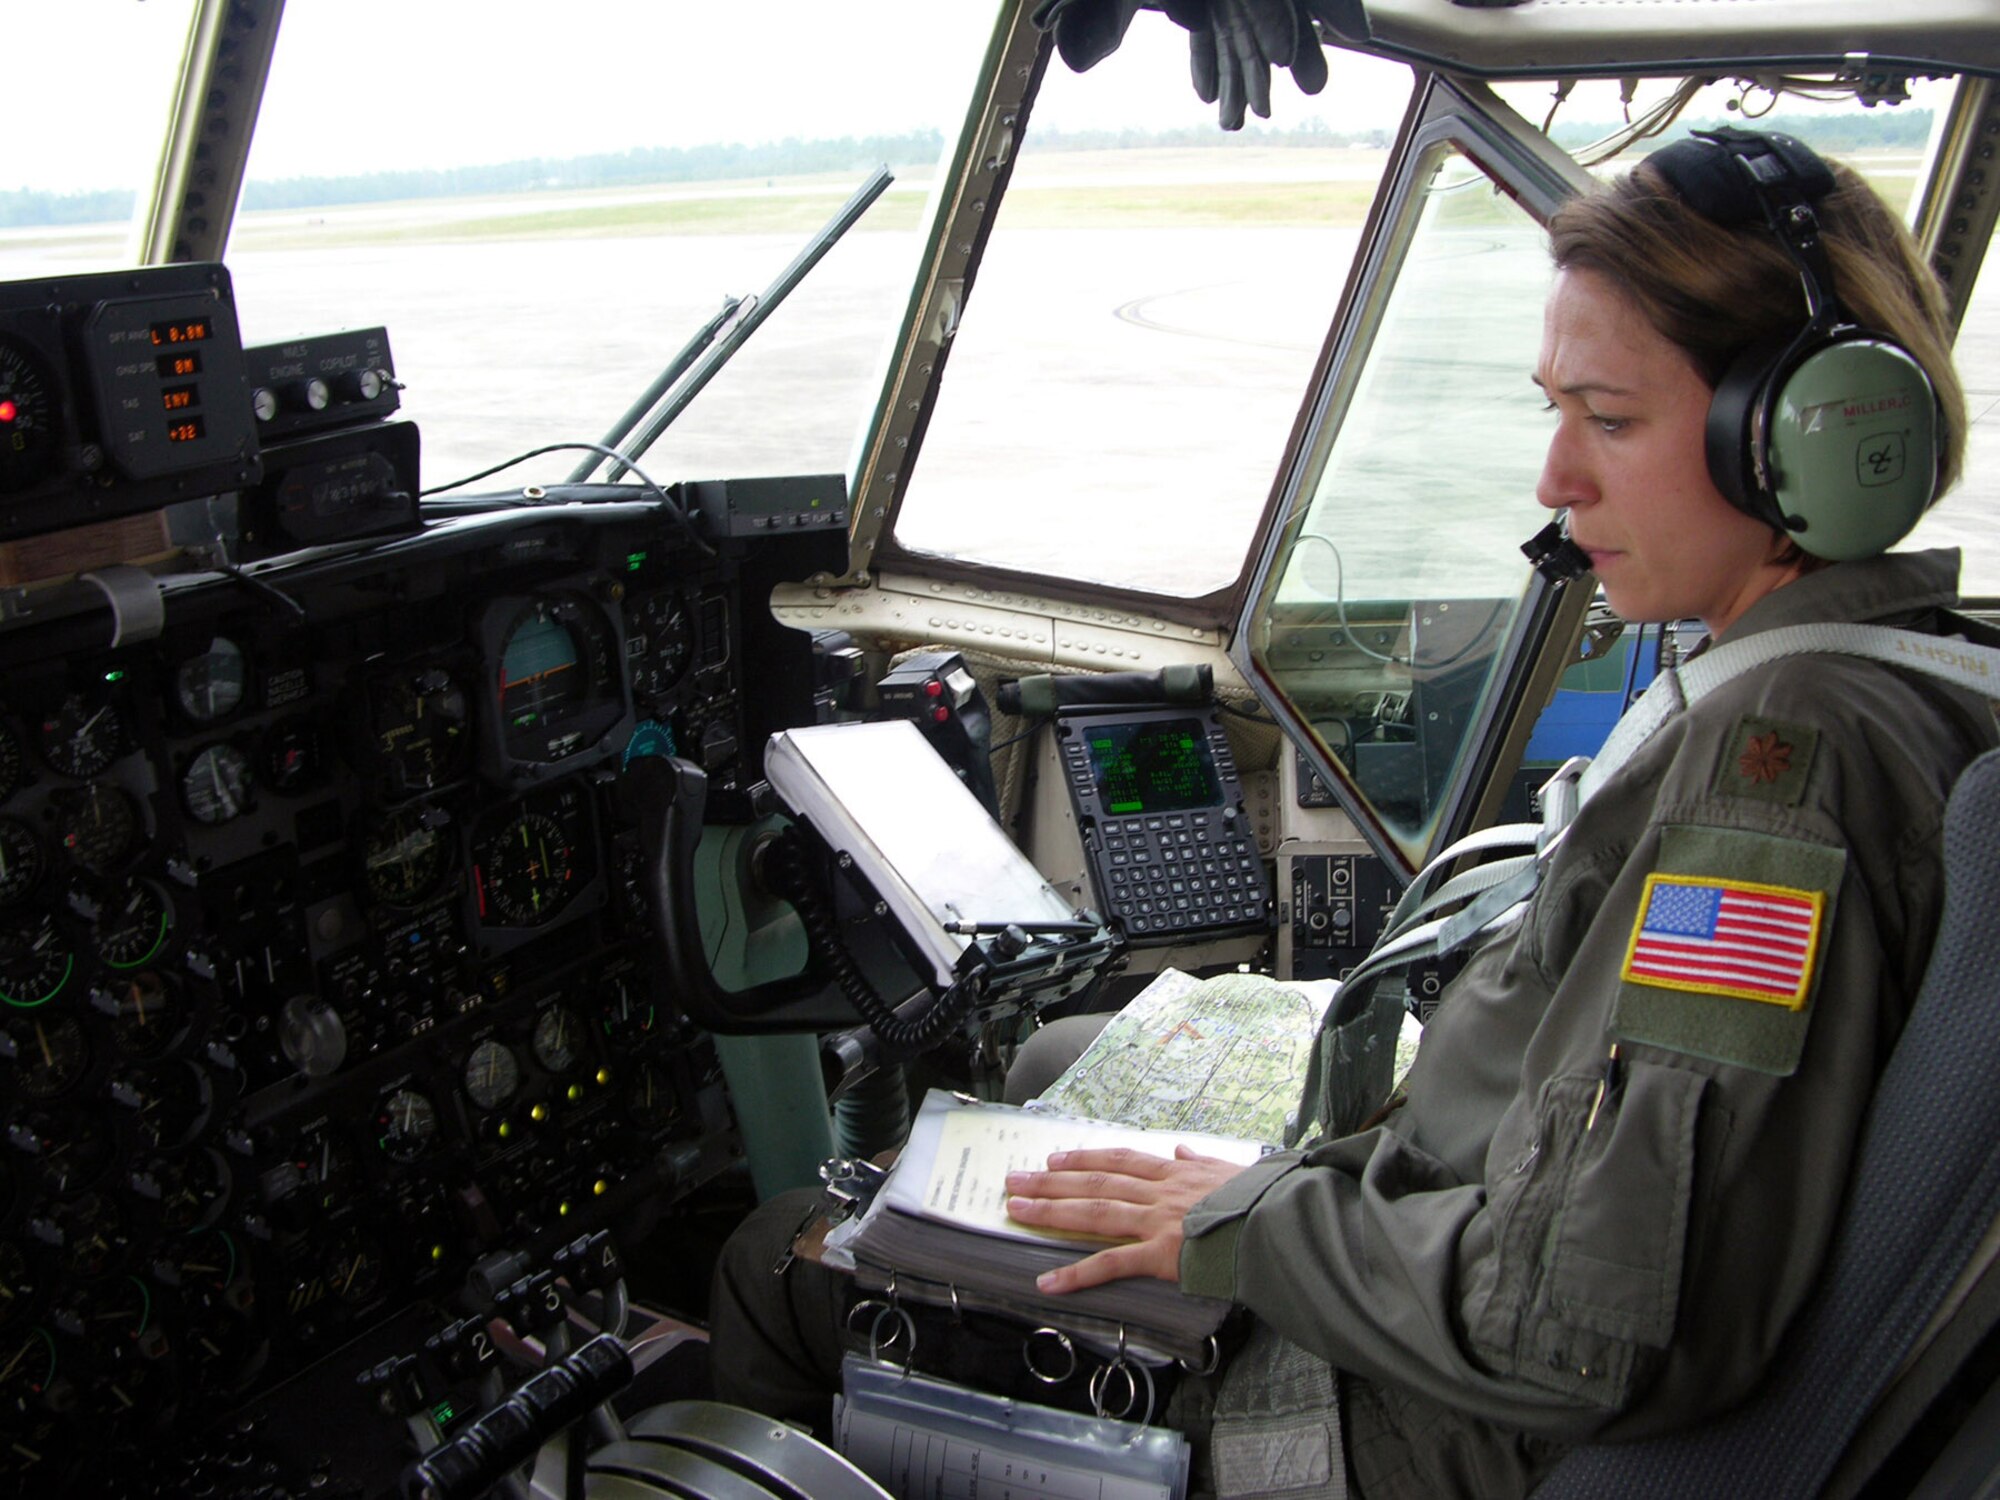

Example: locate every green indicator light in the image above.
[432,1401,456,1426]
[626,551,647,571]
[104,669,125,683]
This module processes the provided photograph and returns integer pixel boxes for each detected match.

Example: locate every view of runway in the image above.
[2,146,1993,599]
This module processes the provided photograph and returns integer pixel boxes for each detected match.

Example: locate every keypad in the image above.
[1060,708,1271,941]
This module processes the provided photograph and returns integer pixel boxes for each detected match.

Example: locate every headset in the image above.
[1646,126,1941,561]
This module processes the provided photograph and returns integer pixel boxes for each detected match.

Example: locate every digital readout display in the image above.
[1086,718,1222,815]
[162,385,197,412]
[150,317,211,346]
[166,416,206,444]
[156,350,200,378]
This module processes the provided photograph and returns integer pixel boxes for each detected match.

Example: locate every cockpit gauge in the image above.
[531,1005,581,1073]
[0,718,23,802]
[482,592,628,772]
[91,880,172,971]
[52,782,144,874]
[181,744,251,824]
[0,913,74,1008]
[3,1012,89,1098]
[164,1227,243,1299]
[97,970,184,1059]
[0,817,44,905]
[49,1192,129,1279]
[263,1126,357,1221]
[360,806,450,908]
[375,1088,438,1162]
[21,1108,114,1196]
[38,689,126,779]
[0,337,60,494]
[472,809,577,927]
[598,970,658,1044]
[122,1060,213,1152]
[142,1148,232,1234]
[462,1038,521,1111]
[260,717,323,794]
[0,1325,57,1414]
[368,666,470,796]
[625,1059,683,1132]
[322,1226,385,1307]
[626,589,694,699]
[173,637,247,724]
[0,1240,35,1329]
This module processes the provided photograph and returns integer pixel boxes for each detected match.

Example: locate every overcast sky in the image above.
[11,2,1946,197]
[13,1,1423,193]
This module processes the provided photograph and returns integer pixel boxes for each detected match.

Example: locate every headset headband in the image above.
[1649,126,1841,331]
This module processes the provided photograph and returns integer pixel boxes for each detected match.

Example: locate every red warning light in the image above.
[0,400,15,424]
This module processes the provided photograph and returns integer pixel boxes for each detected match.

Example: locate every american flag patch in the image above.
[1621,873,1824,1009]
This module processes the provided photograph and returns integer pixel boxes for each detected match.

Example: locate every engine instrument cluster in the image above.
[0,497,831,1493]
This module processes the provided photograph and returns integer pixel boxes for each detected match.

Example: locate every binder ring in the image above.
[1179,1335,1223,1377]
[845,1297,889,1338]
[1088,1356,1155,1424]
[1023,1327,1077,1385]
[868,1304,917,1370]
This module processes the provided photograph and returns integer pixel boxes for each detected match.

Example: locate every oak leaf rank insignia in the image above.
[1712,716,1819,805]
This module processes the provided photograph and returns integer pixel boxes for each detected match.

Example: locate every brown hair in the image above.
[1547,154,1966,501]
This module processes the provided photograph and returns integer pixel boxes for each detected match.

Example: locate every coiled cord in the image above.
[763,831,979,1058]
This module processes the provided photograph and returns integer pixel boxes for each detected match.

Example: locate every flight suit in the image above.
[1178,549,2000,1498]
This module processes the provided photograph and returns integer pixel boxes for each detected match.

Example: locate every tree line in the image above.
[0,110,1933,229]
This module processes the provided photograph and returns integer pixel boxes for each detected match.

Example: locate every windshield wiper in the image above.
[570,164,896,484]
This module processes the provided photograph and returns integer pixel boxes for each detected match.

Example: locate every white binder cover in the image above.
[764,720,1079,988]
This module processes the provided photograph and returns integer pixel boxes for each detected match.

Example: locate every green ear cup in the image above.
[1765,338,1938,561]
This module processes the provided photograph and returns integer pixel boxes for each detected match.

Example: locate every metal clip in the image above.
[817,1155,889,1225]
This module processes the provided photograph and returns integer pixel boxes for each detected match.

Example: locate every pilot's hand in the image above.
[1004,1144,1247,1292]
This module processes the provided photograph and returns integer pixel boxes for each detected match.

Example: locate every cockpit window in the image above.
[1241,140,1550,866]
[0,2,198,280]
[1911,233,2000,593]
[889,23,1414,598]
[226,1,999,493]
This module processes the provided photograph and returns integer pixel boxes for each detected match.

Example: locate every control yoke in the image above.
[630,722,1117,1085]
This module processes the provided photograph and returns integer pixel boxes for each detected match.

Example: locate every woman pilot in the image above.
[708,129,2000,1499]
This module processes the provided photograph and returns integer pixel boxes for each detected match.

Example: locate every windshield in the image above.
[0,2,198,279]
[891,20,1415,598]
[9,1,997,497]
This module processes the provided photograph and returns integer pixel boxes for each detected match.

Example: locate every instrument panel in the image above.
[0,500,828,1492]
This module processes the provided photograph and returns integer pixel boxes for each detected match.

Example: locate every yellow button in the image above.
[593,1179,608,1196]
[566,1084,583,1103]
[530,1104,548,1122]
[596,1068,611,1087]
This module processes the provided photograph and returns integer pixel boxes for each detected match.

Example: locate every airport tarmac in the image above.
[4,161,1995,598]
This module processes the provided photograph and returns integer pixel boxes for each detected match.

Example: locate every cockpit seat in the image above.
[1535,745,2000,1497]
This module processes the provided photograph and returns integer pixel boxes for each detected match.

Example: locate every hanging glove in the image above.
[1180,0,1327,130]
[1031,0,1146,72]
